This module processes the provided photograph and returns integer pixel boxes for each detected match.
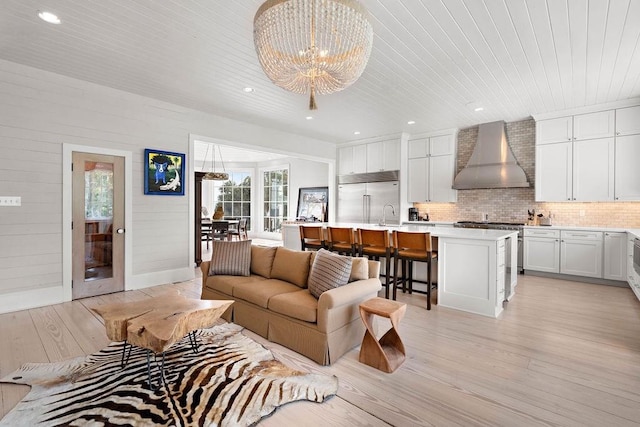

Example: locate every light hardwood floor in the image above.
[1,271,640,426]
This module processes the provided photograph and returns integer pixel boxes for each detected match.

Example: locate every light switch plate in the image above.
[0,196,21,206]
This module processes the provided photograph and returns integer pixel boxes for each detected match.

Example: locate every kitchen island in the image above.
[282,223,518,318]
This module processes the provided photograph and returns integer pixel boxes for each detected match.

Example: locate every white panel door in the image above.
[429,155,457,202]
[382,139,401,171]
[536,116,572,145]
[572,138,614,201]
[560,238,603,278]
[604,232,627,281]
[535,142,572,201]
[353,144,367,173]
[430,134,455,155]
[408,138,429,159]
[366,141,383,172]
[338,146,353,175]
[573,110,615,140]
[408,157,428,202]
[615,105,640,136]
[615,134,640,200]
[523,237,560,273]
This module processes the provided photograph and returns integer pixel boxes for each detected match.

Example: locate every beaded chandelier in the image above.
[253,0,373,110]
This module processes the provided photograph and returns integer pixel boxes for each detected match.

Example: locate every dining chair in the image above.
[358,228,394,298]
[211,221,230,241]
[299,225,325,251]
[392,230,438,309]
[327,227,356,256]
[229,218,248,240]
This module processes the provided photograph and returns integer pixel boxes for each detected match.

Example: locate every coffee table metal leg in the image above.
[146,350,166,391]
[120,341,132,368]
[188,331,199,354]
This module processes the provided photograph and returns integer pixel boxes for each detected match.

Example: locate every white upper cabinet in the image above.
[573,110,615,140]
[407,133,457,203]
[408,138,429,159]
[572,138,615,201]
[615,134,640,200]
[535,142,572,201]
[616,105,640,136]
[338,144,367,175]
[536,116,572,145]
[535,106,638,201]
[339,139,400,175]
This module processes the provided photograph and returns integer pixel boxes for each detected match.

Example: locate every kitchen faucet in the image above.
[379,203,396,226]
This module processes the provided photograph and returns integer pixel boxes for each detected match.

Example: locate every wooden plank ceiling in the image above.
[0,0,638,143]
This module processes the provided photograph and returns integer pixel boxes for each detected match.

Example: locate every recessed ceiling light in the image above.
[407,120,416,125]
[38,11,61,24]
[474,107,484,112]
[354,131,361,135]
[306,116,313,120]
[243,87,254,93]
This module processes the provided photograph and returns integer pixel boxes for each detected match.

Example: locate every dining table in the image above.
[201,219,239,242]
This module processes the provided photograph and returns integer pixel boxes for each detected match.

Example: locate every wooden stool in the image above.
[358,297,407,373]
[327,226,356,256]
[392,230,437,310]
[358,228,394,299]
[299,225,325,251]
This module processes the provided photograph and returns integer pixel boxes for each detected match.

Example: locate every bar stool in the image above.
[327,227,357,256]
[299,225,325,251]
[358,229,394,299]
[392,230,438,310]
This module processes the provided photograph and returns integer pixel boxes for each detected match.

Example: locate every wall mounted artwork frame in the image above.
[144,149,185,196]
[296,186,328,222]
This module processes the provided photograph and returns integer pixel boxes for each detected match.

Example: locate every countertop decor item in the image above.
[253,0,373,110]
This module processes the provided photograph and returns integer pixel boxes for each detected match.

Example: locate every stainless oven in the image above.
[634,238,640,276]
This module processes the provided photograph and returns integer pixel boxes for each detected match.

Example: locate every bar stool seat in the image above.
[299,225,325,251]
[358,228,394,299]
[392,230,438,310]
[327,227,356,256]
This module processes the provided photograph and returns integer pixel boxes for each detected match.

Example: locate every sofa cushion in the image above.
[208,239,251,276]
[270,247,312,288]
[205,274,267,296]
[250,245,277,278]
[349,257,369,282]
[308,249,352,299]
[268,289,318,323]
[233,279,301,308]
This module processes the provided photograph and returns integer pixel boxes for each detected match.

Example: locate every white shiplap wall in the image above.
[0,59,335,314]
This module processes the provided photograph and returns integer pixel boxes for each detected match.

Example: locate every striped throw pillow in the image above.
[208,239,252,276]
[308,249,353,299]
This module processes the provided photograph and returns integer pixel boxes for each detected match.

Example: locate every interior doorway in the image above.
[71,152,125,299]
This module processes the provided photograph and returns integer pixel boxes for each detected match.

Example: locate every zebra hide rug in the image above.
[0,323,338,426]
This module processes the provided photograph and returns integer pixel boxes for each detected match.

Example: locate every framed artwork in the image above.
[144,149,185,196]
[296,186,328,222]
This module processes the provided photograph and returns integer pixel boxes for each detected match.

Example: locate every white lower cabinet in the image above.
[560,230,603,278]
[603,232,627,281]
[524,229,560,273]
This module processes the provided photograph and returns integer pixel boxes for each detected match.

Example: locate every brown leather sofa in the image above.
[201,246,381,365]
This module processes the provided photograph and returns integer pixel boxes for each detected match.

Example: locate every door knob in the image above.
[116,228,125,234]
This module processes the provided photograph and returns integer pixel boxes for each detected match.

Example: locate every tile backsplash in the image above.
[414,118,640,228]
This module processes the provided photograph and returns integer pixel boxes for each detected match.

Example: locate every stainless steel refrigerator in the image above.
[337,181,400,224]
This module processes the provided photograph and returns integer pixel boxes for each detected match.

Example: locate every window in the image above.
[263,168,288,233]
[85,163,113,219]
[212,172,252,229]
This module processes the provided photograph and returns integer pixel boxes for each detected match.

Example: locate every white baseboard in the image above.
[0,268,195,315]
[0,286,66,315]
[127,267,195,291]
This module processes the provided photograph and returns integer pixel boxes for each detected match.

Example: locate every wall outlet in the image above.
[0,196,21,206]
[579,209,585,217]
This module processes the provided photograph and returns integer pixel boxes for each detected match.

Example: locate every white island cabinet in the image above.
[282,223,518,318]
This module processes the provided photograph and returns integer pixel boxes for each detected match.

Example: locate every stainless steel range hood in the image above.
[452,120,530,189]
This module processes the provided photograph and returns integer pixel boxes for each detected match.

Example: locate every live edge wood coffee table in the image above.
[359,297,407,373]
[93,293,233,389]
